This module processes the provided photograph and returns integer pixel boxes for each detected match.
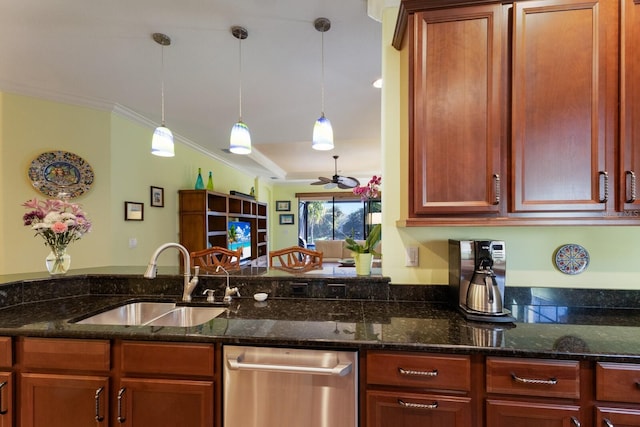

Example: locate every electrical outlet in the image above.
[406,246,419,267]
[128,237,137,248]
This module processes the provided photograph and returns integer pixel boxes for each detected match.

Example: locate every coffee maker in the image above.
[449,239,514,322]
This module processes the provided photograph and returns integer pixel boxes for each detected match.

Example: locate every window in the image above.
[296,192,381,248]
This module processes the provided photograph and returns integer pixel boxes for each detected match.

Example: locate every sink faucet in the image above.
[216,265,240,302]
[144,243,199,302]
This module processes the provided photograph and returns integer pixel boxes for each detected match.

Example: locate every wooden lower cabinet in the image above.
[596,407,640,427]
[16,338,217,427]
[0,372,13,427]
[20,373,109,427]
[367,390,471,427]
[116,378,213,427]
[486,399,581,427]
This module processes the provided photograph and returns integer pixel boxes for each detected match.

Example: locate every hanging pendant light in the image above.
[229,26,251,155]
[312,17,334,151]
[151,32,174,157]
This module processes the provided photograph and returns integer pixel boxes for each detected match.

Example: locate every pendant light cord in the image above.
[320,30,325,116]
[238,35,243,121]
[160,44,166,126]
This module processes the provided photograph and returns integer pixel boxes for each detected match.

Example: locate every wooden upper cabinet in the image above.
[409,4,504,216]
[510,0,618,214]
[620,0,640,211]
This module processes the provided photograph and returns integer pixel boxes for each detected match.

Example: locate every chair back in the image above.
[269,246,323,273]
[190,246,243,273]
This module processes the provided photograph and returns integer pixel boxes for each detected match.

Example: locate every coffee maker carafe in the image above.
[466,258,503,314]
[449,240,513,322]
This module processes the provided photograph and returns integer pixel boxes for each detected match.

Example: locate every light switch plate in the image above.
[406,246,419,267]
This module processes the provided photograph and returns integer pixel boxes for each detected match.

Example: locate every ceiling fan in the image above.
[311,155,360,189]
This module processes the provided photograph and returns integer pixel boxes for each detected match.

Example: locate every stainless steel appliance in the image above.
[223,345,358,427]
[449,239,513,322]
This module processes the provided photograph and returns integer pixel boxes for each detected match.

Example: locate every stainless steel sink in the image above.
[73,301,226,327]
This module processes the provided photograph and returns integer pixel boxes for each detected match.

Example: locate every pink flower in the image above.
[51,222,68,233]
[353,175,382,201]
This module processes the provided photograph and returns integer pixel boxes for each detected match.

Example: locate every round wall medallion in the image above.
[28,151,94,199]
[554,243,590,275]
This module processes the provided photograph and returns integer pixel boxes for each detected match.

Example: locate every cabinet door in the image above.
[20,373,108,427]
[367,390,471,427]
[486,399,581,427]
[620,0,640,211]
[116,378,213,427]
[511,0,618,214]
[597,407,640,427]
[0,372,12,427]
[410,4,504,215]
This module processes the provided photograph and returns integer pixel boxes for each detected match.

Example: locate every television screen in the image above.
[228,220,252,260]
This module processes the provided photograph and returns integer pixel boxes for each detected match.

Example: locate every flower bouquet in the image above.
[22,197,92,274]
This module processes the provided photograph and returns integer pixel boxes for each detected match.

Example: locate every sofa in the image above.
[313,240,381,263]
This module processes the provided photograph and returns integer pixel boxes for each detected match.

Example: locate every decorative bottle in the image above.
[206,171,214,190]
[194,168,205,190]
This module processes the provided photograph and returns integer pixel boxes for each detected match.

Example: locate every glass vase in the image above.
[45,246,71,275]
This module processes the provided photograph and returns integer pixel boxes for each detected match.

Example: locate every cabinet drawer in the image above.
[120,341,214,378]
[486,357,580,399]
[0,337,11,368]
[367,352,470,392]
[596,362,640,403]
[20,337,110,372]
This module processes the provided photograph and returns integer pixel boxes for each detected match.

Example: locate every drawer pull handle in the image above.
[511,373,557,386]
[493,174,501,205]
[627,171,637,203]
[571,416,581,427]
[94,387,105,422]
[599,171,609,203]
[398,399,438,410]
[603,418,614,427]
[0,381,7,415]
[398,367,438,377]
[117,387,126,423]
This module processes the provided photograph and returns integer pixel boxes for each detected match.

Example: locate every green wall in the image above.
[0,93,270,274]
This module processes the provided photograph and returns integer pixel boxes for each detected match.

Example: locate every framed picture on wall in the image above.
[150,186,164,207]
[279,214,294,225]
[125,201,144,221]
[276,200,291,211]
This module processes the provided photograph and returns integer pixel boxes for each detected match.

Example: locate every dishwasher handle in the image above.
[227,354,353,377]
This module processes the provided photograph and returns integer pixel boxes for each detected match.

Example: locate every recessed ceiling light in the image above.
[372,78,383,89]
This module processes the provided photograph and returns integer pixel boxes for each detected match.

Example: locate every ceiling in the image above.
[0,0,387,185]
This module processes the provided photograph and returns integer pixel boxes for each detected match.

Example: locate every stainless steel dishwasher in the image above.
[223,345,358,427]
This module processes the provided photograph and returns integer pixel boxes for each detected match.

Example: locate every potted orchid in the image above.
[345,176,382,275]
[22,197,92,274]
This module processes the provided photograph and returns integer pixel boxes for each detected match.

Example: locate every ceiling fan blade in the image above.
[324,182,338,189]
[311,177,331,185]
[337,176,360,189]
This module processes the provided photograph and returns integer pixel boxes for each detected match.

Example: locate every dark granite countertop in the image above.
[0,269,640,362]
[0,271,639,362]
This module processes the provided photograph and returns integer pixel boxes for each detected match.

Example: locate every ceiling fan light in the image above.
[230,121,252,154]
[312,115,334,151]
[151,126,175,157]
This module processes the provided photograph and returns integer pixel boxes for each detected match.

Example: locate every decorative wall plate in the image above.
[554,243,590,275]
[28,151,94,199]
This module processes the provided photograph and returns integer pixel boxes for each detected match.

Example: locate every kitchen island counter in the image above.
[0,283,639,362]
